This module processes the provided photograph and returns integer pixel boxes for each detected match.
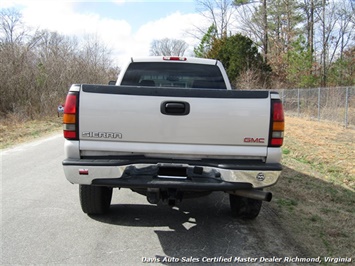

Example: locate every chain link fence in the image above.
[273,87,355,128]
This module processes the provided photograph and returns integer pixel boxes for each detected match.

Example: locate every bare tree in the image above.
[0,9,119,119]
[150,38,188,56]
[234,2,263,46]
[195,0,237,38]
[316,0,355,86]
[234,0,269,62]
[0,8,26,44]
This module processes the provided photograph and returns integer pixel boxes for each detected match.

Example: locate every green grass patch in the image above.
[282,148,291,155]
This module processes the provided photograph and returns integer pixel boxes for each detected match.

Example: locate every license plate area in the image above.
[158,166,187,179]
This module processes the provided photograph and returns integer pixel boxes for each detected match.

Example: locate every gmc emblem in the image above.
[244,137,265,143]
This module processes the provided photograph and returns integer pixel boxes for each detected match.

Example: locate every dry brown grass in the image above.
[0,114,62,149]
[269,115,355,259]
[283,116,355,189]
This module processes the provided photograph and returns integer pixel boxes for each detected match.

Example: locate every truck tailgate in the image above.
[78,85,271,157]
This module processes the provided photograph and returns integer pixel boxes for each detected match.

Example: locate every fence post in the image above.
[345,87,349,128]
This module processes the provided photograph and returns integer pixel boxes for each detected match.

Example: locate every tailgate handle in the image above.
[161,101,190,116]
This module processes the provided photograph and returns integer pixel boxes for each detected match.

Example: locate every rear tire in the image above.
[229,194,262,219]
[79,185,112,215]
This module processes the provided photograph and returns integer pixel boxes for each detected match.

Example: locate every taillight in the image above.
[63,92,78,140]
[269,100,284,147]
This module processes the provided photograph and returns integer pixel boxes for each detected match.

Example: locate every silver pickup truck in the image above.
[62,56,284,219]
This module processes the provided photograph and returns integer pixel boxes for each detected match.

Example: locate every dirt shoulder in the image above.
[269,116,354,260]
[0,116,62,149]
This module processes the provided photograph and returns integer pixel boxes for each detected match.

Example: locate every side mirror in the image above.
[108,80,116,85]
[58,104,64,117]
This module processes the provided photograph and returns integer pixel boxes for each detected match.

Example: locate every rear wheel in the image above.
[79,185,113,215]
[229,194,262,219]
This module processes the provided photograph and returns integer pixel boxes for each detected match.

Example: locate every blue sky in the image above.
[0,1,206,66]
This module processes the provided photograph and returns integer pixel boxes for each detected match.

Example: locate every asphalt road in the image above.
[1,134,304,265]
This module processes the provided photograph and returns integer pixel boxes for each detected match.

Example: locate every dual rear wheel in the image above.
[79,185,112,215]
[229,193,262,219]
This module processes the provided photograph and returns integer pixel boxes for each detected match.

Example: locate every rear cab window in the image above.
[121,62,227,90]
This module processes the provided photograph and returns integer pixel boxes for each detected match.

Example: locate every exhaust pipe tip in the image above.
[264,191,273,202]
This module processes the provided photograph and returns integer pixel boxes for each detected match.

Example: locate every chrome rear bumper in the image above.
[63,159,282,189]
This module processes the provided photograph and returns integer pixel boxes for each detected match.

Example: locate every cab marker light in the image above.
[163,56,187,61]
